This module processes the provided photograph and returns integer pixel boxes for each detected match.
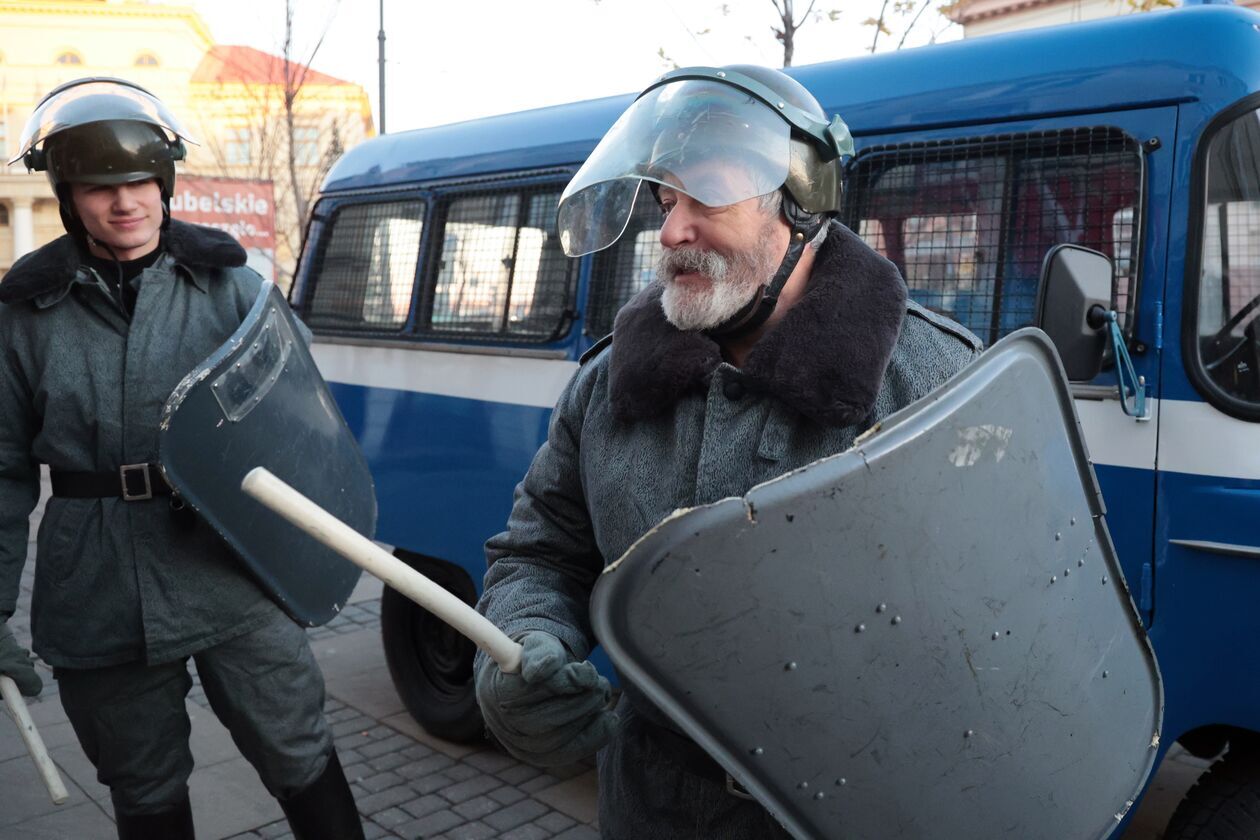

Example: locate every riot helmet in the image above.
[557,65,853,338]
[11,77,196,235]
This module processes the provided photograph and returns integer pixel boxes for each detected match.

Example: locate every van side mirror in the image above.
[1035,244,1112,382]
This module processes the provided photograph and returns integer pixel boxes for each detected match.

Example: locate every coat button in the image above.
[723,380,745,400]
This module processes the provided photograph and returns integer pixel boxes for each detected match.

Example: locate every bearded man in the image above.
[472,64,982,838]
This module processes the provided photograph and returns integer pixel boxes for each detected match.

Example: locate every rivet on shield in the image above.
[1064,569,1070,577]
[1102,576,1109,585]
[785,661,798,671]
[891,615,902,625]
[814,792,826,800]
[1103,671,1110,678]
[836,778,847,786]
[1051,575,1057,583]
[991,632,1000,640]
[855,623,866,633]
[1071,517,1077,525]
[751,747,764,756]
[876,603,887,613]
[798,781,809,790]
[965,729,975,738]
[1055,532,1062,541]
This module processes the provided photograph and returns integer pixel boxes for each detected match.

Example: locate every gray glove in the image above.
[0,622,42,697]
[475,631,618,767]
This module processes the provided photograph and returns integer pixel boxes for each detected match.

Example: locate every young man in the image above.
[0,78,363,840]
[473,65,983,837]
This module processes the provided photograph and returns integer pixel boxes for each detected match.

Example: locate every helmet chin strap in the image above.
[705,192,828,341]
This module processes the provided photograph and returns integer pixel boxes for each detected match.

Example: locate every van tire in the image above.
[380,551,484,744]
[1165,745,1260,839]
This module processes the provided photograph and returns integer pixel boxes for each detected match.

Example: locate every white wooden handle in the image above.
[241,467,523,674]
[1,674,70,805]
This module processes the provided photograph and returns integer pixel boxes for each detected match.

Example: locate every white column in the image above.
[12,197,34,260]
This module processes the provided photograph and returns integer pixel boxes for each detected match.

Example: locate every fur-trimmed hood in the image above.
[608,221,908,427]
[0,219,247,304]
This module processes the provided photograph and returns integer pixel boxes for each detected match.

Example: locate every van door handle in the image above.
[1169,539,1260,560]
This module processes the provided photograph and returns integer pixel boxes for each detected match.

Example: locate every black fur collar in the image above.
[609,221,907,427]
[0,220,247,304]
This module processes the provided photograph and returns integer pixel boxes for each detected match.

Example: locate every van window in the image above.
[424,187,575,341]
[305,200,425,331]
[587,194,663,337]
[1194,107,1260,408]
[847,128,1142,346]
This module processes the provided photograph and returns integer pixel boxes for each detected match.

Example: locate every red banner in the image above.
[170,177,276,280]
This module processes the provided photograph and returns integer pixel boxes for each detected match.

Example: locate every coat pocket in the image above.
[36,498,90,586]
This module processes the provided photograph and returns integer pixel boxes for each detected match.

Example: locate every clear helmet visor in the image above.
[10,78,196,165]
[557,78,791,257]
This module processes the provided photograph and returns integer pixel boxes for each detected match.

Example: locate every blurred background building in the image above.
[944,0,1258,39]
[0,0,375,288]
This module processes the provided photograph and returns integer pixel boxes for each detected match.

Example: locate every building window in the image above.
[134,53,159,67]
[0,204,9,227]
[224,127,251,166]
[293,126,320,166]
[55,51,83,65]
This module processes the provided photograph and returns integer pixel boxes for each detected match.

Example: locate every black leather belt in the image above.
[50,463,173,501]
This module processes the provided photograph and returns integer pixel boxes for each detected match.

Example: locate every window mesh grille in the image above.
[847,127,1142,347]
[305,200,425,332]
[426,186,575,340]
[587,193,663,337]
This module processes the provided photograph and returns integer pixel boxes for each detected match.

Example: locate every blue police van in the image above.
[289,6,1260,833]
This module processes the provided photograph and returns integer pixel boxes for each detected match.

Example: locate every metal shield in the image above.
[159,282,374,627]
[590,329,1162,840]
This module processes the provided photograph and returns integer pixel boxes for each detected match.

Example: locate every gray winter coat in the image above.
[0,221,277,669]
[477,222,982,837]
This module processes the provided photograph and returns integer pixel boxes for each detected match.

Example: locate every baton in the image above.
[0,675,70,805]
[241,467,523,674]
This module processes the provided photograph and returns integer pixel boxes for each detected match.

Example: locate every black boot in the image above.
[115,795,195,840]
[279,751,365,840]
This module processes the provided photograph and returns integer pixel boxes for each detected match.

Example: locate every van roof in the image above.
[323,5,1260,193]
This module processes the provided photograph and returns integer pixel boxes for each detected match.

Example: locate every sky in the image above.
[192,0,962,134]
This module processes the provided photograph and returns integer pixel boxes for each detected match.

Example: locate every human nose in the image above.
[659,197,697,250]
[113,186,140,212]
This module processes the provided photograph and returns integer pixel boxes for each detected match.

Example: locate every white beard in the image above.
[657,227,779,332]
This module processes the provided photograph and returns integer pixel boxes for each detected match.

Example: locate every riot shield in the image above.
[159,282,374,627]
[590,328,1162,840]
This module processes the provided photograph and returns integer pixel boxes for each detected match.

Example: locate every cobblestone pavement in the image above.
[0,472,1216,839]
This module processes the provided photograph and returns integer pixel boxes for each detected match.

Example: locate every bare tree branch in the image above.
[897,0,933,49]
[870,0,892,51]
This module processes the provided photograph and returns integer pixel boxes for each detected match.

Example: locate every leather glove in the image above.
[0,622,42,697]
[475,631,618,767]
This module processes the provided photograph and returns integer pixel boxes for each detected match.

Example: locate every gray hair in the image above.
[758,190,829,251]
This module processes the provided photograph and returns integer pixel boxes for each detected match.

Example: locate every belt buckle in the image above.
[120,464,153,501]
[725,773,756,801]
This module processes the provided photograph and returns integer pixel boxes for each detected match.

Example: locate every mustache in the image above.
[656,247,729,283]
